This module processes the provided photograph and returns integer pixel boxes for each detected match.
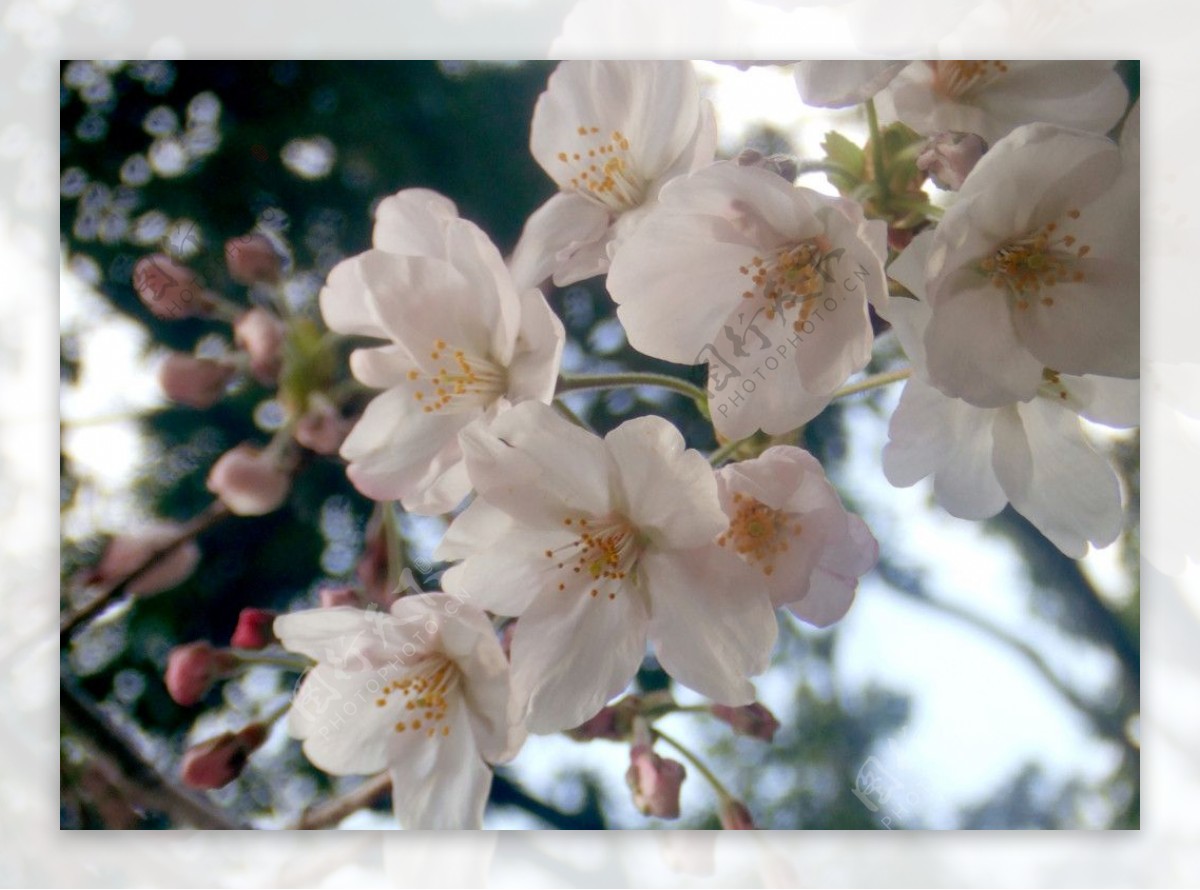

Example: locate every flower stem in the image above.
[233,650,311,672]
[653,727,734,803]
[831,367,911,401]
[557,372,709,406]
[708,438,747,467]
[865,98,890,203]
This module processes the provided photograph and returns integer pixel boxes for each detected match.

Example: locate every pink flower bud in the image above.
[735,147,798,183]
[355,512,402,609]
[916,131,988,191]
[164,641,237,707]
[224,233,282,286]
[719,799,755,830]
[233,308,287,385]
[206,443,290,515]
[710,702,781,742]
[180,723,268,789]
[567,696,641,742]
[157,353,235,408]
[626,744,686,819]
[87,525,200,597]
[318,585,363,609]
[294,396,350,455]
[132,254,216,320]
[230,608,278,650]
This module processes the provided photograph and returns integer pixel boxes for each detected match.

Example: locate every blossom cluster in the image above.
[119,60,1137,829]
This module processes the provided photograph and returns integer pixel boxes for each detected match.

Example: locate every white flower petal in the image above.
[604,416,726,548]
[372,188,459,256]
[1003,399,1124,556]
[458,401,613,528]
[794,60,906,109]
[509,579,649,734]
[643,546,774,705]
[389,697,492,830]
[509,191,612,288]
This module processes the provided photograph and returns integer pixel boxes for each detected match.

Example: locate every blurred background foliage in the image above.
[59,60,1139,831]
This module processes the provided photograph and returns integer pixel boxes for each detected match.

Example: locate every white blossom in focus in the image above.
[715,446,877,626]
[275,596,522,829]
[510,60,716,288]
[320,189,564,514]
[877,61,1128,144]
[436,401,776,734]
[607,161,887,440]
[881,231,1136,557]
[912,123,1138,408]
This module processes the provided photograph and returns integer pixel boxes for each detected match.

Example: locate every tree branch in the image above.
[60,501,231,640]
[60,678,243,829]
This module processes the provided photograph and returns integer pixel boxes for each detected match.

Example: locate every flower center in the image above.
[930,60,1010,99]
[378,655,461,739]
[738,235,836,331]
[408,339,508,414]
[556,127,645,212]
[545,514,643,601]
[717,492,800,577]
[979,210,1091,311]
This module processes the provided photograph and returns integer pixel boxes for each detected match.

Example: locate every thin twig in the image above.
[292,772,393,829]
[60,678,243,829]
[60,501,231,640]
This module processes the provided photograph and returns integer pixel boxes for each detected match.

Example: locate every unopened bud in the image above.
[87,525,200,597]
[567,695,642,742]
[206,443,290,515]
[233,308,287,385]
[157,353,235,408]
[132,254,216,320]
[225,233,282,286]
[735,147,798,183]
[719,799,755,830]
[710,702,781,742]
[626,744,686,819]
[318,585,363,609]
[164,641,237,707]
[230,608,279,650]
[180,723,268,789]
[294,395,350,455]
[916,131,987,191]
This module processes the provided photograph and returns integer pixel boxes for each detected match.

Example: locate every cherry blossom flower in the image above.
[881,231,1136,557]
[910,123,1138,408]
[320,189,564,514]
[877,61,1128,144]
[607,160,887,439]
[274,595,522,829]
[715,446,877,626]
[509,60,716,287]
[793,60,906,108]
[436,401,776,733]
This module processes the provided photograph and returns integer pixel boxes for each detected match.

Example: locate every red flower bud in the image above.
[626,744,686,819]
[233,308,287,385]
[87,525,200,597]
[157,353,235,408]
[164,641,237,707]
[710,702,781,742]
[230,608,278,650]
[294,395,350,455]
[224,233,283,286]
[180,723,268,789]
[916,131,988,191]
[206,443,290,516]
[132,254,216,320]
